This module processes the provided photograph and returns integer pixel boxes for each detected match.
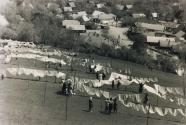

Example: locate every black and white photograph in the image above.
[0,0,186,124]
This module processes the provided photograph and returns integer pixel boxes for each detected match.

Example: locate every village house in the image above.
[96,3,105,9]
[146,36,178,49]
[62,20,85,33]
[92,10,104,18]
[152,12,158,18]
[134,22,165,32]
[146,36,175,44]
[77,11,87,17]
[62,20,80,27]
[70,11,87,19]
[98,13,116,25]
[159,21,181,33]
[92,10,105,23]
[63,7,73,12]
[68,0,76,2]
[69,2,76,8]
[82,15,90,22]
[175,30,186,41]
[126,4,133,10]
[115,4,124,11]
[132,13,146,18]
[159,40,179,49]
[66,25,86,33]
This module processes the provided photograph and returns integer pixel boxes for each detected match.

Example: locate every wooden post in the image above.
[65,95,68,120]
[146,104,150,125]
[43,82,47,105]
[183,69,185,98]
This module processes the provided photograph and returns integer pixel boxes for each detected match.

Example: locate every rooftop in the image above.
[146,36,175,43]
[63,7,73,12]
[136,22,165,31]
[62,20,80,26]
[66,25,86,31]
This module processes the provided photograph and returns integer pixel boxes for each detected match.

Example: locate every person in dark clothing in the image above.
[62,82,67,95]
[143,93,149,105]
[139,83,144,93]
[113,98,117,113]
[1,74,4,80]
[108,98,113,114]
[96,72,99,79]
[117,80,121,90]
[102,72,106,80]
[89,97,93,112]
[38,76,41,81]
[105,99,109,113]
[112,80,114,89]
[67,82,72,95]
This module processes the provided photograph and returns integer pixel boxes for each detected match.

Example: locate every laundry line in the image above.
[6,67,66,79]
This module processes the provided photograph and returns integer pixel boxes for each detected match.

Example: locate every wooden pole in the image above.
[183,69,185,98]
[65,95,68,120]
[146,104,150,125]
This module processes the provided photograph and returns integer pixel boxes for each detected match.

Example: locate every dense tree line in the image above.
[1,0,180,74]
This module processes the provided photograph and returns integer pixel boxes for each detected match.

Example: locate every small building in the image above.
[159,40,179,48]
[96,3,105,9]
[92,10,104,18]
[66,25,86,33]
[147,36,175,43]
[69,2,76,8]
[146,36,176,47]
[135,22,165,32]
[175,30,185,38]
[63,7,73,12]
[98,13,116,25]
[68,0,76,2]
[159,21,180,32]
[70,14,79,19]
[77,11,87,16]
[152,12,158,18]
[82,15,90,22]
[132,13,146,18]
[115,4,124,11]
[62,20,80,27]
[126,4,133,9]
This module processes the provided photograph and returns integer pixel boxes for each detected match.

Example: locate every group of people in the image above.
[61,79,75,95]
[111,77,121,90]
[96,72,106,81]
[88,97,118,113]
[104,98,117,114]
[138,82,149,105]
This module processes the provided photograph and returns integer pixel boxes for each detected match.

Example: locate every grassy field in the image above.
[0,45,185,125]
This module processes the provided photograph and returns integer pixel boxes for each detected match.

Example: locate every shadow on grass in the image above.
[56,91,69,96]
[82,109,90,112]
[99,111,110,115]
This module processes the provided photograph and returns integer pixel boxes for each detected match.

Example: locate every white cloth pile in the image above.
[161,95,186,106]
[154,84,184,96]
[0,39,36,49]
[119,94,144,103]
[5,53,66,65]
[94,64,104,72]
[144,85,161,97]
[91,80,111,87]
[109,72,157,85]
[119,94,186,117]
[6,68,66,78]
[7,48,63,57]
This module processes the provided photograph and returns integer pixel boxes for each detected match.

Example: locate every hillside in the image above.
[0,39,185,124]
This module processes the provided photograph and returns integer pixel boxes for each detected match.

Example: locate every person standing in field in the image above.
[89,97,93,112]
[113,98,117,113]
[108,98,113,114]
